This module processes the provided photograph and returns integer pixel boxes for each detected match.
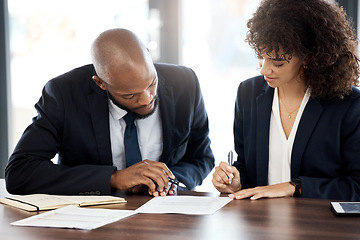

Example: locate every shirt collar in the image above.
[108,99,127,121]
[108,98,159,121]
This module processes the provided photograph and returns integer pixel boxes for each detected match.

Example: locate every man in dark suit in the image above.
[5,28,214,197]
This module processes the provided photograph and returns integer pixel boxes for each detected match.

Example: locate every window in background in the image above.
[8,0,262,192]
[181,0,261,191]
[8,0,150,151]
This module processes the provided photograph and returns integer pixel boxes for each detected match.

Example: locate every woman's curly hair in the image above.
[246,0,359,99]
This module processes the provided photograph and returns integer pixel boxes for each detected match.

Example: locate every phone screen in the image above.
[339,203,360,213]
[331,202,360,215]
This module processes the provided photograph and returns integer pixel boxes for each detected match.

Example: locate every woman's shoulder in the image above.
[316,87,360,113]
[350,87,360,97]
[237,75,269,94]
[240,75,265,86]
[343,87,360,108]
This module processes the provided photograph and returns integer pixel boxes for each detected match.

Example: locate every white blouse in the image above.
[268,88,311,185]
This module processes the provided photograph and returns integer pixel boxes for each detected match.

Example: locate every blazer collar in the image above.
[87,79,113,165]
[255,80,324,183]
[157,72,175,164]
[87,68,176,166]
[291,97,323,177]
[255,83,274,186]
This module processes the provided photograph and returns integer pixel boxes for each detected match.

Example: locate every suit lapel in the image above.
[255,84,274,186]
[157,74,175,164]
[254,82,323,183]
[291,97,323,177]
[87,85,113,165]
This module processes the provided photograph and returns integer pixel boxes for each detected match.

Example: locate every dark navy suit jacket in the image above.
[6,63,214,195]
[234,75,360,200]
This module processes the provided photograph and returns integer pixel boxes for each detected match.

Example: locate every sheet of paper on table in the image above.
[11,205,137,230]
[135,195,233,215]
[11,196,232,230]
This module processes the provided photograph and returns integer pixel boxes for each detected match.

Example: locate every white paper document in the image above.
[11,205,137,230]
[135,196,232,215]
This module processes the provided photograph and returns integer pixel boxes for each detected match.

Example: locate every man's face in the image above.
[96,64,159,119]
[107,89,159,119]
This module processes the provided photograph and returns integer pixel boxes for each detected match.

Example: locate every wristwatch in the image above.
[290,178,301,197]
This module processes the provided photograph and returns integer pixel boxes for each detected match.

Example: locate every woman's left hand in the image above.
[229,182,295,200]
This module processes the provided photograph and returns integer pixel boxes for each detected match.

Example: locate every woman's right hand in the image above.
[212,161,241,193]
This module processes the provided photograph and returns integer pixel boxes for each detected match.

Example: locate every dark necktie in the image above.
[123,113,142,167]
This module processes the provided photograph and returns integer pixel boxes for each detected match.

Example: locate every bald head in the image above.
[91,28,153,81]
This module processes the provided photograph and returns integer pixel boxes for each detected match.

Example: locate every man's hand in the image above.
[212,161,241,193]
[229,182,295,200]
[110,160,176,197]
[130,182,178,196]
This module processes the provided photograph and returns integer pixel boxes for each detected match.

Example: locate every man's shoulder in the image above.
[46,64,97,90]
[154,62,198,89]
[154,63,195,79]
[52,64,95,82]
[154,62,192,71]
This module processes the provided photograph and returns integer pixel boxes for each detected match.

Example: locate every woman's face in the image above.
[258,49,303,89]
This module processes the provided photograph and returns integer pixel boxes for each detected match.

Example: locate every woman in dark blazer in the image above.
[212,0,360,201]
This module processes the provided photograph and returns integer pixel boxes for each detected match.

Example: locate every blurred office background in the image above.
[0,0,358,191]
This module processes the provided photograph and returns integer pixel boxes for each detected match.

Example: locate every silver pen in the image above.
[168,177,187,189]
[228,150,234,184]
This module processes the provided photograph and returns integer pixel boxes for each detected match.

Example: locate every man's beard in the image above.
[107,91,159,119]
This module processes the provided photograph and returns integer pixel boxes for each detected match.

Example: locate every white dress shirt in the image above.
[108,99,163,170]
[268,88,311,185]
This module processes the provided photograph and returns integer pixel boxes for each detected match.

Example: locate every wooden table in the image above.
[1,180,360,240]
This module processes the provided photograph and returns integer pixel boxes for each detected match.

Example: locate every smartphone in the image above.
[331,202,360,216]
